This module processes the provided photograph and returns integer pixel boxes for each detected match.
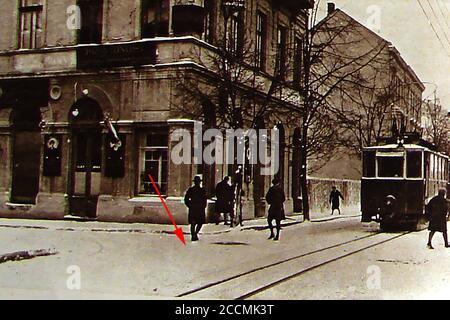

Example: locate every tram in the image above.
[361,139,449,230]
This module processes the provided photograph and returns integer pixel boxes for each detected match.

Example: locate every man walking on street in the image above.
[266,178,286,241]
[184,176,208,242]
[330,186,344,215]
[427,189,449,249]
[215,176,234,226]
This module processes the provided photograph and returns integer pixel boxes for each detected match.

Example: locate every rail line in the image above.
[176,231,411,299]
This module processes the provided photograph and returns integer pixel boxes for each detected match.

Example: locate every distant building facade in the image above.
[312,5,425,180]
[0,0,314,223]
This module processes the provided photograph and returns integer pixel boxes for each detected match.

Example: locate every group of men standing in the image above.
[184,175,287,242]
[214,176,238,227]
[184,176,450,249]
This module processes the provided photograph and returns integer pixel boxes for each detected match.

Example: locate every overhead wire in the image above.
[425,0,450,49]
[416,0,450,60]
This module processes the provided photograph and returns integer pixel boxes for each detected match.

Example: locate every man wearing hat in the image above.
[266,178,286,241]
[184,176,208,242]
[427,188,450,249]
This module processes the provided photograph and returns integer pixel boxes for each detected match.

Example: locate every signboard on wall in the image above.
[77,41,157,69]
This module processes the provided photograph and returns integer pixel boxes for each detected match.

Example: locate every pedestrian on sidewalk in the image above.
[215,176,234,226]
[184,176,208,242]
[266,178,286,241]
[426,189,449,249]
[329,186,344,215]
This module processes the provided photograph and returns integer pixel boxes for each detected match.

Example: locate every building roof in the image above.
[315,8,425,92]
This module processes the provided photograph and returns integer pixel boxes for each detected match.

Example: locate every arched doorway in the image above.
[68,97,103,218]
[10,106,42,204]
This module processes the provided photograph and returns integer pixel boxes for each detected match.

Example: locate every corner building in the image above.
[0,0,313,223]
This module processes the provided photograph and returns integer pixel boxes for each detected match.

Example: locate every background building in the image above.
[311,4,425,181]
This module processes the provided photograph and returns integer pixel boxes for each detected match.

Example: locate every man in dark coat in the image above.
[329,186,344,215]
[427,189,449,249]
[184,176,208,242]
[266,178,286,241]
[215,177,234,225]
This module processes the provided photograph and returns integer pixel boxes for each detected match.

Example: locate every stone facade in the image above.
[0,0,314,224]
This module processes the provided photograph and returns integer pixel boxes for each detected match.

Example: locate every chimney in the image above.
[327,2,336,15]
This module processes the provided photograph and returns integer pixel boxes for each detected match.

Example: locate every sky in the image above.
[315,0,450,109]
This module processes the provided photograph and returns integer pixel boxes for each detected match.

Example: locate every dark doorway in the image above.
[10,87,45,204]
[69,97,103,218]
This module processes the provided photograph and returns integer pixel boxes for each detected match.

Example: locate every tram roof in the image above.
[364,144,449,158]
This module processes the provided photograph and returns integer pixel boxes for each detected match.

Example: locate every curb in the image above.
[0,214,359,236]
[310,214,361,223]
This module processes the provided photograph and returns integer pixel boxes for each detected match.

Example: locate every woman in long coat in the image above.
[427,189,449,249]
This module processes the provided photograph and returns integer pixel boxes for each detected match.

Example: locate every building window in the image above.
[293,36,303,85]
[139,129,169,195]
[141,0,170,38]
[203,0,215,43]
[276,26,287,78]
[19,0,43,49]
[255,11,267,70]
[226,11,243,55]
[78,0,103,44]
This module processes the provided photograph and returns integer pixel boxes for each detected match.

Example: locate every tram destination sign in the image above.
[77,41,157,69]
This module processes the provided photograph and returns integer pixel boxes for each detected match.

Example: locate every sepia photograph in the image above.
[0,0,450,307]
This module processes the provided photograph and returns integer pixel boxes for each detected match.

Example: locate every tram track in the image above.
[176,231,411,300]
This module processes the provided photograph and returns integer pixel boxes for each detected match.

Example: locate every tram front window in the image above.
[363,151,376,177]
[377,156,404,178]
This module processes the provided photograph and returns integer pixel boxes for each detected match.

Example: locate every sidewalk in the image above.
[0,212,361,236]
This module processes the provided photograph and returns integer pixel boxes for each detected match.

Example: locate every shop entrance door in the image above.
[11,130,41,204]
[70,129,102,218]
[11,105,42,204]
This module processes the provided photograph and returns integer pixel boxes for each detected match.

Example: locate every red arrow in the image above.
[148,174,186,246]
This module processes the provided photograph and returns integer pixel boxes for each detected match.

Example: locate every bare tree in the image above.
[289,1,389,220]
[330,72,402,158]
[171,3,294,218]
[172,1,393,222]
[422,99,450,155]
